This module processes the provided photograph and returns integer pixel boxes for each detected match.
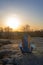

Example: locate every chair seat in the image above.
[19,42,35,53]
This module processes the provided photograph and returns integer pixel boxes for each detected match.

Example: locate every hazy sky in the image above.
[0,0,43,30]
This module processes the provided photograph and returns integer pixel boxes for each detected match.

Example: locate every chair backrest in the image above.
[28,35,31,48]
[22,38,25,48]
[22,34,28,49]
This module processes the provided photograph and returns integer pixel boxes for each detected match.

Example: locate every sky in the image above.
[0,0,43,30]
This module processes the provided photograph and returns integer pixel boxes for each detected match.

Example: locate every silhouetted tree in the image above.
[0,27,3,38]
[21,24,30,32]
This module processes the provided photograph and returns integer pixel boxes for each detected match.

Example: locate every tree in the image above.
[21,24,30,32]
[0,27,3,38]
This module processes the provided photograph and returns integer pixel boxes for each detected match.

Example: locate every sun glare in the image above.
[6,17,20,29]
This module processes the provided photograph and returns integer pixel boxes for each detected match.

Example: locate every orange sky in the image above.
[0,0,43,31]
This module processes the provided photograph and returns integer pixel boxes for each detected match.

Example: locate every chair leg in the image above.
[31,47,33,51]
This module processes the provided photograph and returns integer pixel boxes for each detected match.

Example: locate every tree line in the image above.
[0,25,43,39]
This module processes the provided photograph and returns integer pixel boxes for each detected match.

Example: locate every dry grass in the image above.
[0,37,43,65]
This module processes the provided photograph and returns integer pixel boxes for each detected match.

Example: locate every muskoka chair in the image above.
[19,34,35,54]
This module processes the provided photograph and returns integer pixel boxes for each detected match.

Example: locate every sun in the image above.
[6,17,20,29]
